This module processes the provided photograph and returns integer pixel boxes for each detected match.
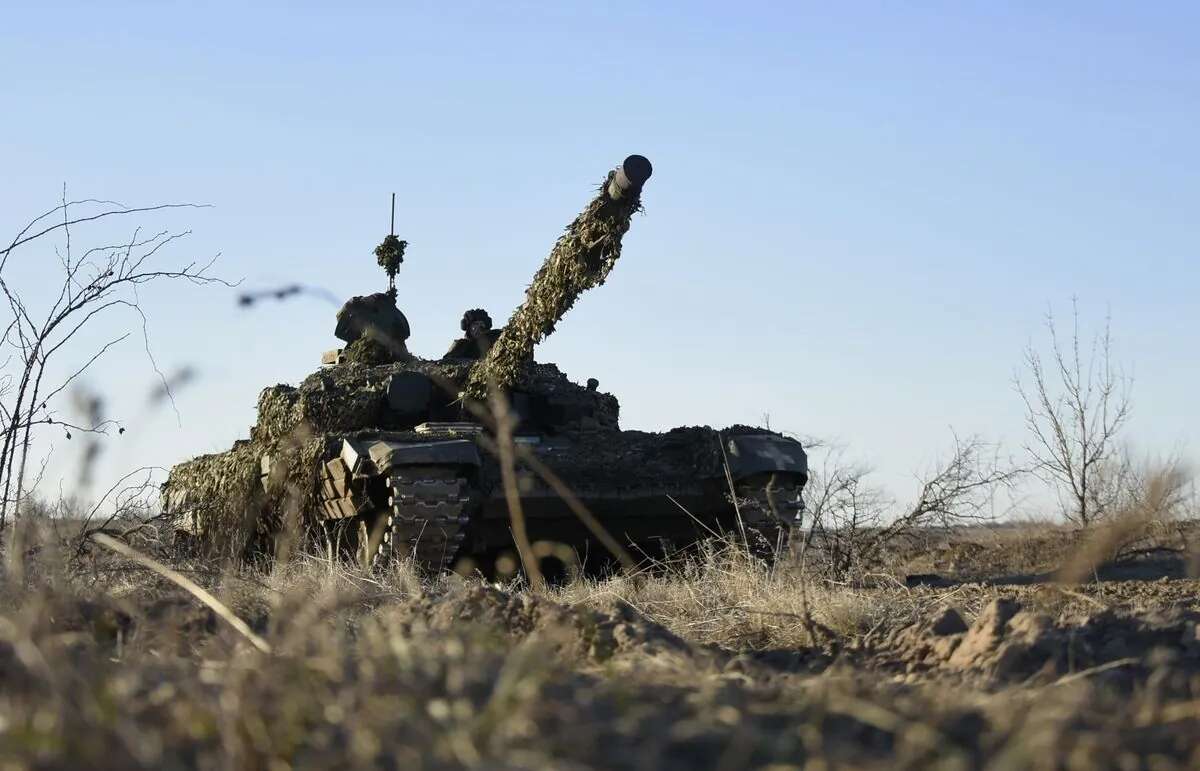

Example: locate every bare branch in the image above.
[0,197,227,529]
[0,202,210,264]
[798,433,1018,582]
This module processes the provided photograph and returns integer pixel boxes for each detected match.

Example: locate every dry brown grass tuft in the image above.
[558,540,948,651]
[1058,465,1194,583]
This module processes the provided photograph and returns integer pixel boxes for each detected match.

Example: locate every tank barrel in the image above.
[464,155,653,400]
[607,154,653,200]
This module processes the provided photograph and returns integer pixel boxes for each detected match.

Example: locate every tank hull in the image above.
[165,417,807,575]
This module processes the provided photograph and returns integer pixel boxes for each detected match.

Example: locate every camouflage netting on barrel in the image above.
[464,156,652,401]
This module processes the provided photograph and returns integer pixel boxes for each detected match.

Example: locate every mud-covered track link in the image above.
[319,464,477,574]
[371,468,474,573]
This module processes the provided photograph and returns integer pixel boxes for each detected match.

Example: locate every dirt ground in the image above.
[1,523,1198,769]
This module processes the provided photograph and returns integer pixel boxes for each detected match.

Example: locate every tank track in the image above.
[371,470,473,572]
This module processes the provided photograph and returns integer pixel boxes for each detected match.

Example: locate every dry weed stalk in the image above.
[1,513,1198,769]
[91,532,271,653]
[450,363,634,576]
[559,540,900,650]
[486,382,545,591]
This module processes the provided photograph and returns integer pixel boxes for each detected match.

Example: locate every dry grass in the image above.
[555,541,915,650]
[0,521,1198,769]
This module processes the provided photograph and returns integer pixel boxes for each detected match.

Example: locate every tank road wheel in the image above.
[733,472,805,561]
[371,467,475,575]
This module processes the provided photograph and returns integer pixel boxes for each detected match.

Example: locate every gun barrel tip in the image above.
[622,155,653,185]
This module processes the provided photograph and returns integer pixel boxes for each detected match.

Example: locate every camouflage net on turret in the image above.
[463,170,644,400]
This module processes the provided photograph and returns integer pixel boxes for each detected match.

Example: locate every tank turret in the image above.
[334,292,413,363]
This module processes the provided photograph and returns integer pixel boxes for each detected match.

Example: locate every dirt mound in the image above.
[880,597,1200,686]
[394,582,719,670]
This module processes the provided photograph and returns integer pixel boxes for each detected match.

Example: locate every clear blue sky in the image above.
[2,2,1196,510]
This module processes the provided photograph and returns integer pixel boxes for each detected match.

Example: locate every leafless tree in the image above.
[1015,300,1132,525]
[0,194,230,532]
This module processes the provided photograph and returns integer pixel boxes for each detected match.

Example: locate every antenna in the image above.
[390,192,395,236]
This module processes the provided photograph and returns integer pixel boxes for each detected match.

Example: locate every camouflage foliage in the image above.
[373,234,407,292]
[463,167,647,400]
[163,440,266,556]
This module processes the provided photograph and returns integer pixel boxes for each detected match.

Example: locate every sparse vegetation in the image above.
[797,433,1018,582]
[0,520,1198,769]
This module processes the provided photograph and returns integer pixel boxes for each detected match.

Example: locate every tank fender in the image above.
[721,433,808,483]
[362,438,482,473]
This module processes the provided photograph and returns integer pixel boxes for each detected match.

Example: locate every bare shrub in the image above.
[1016,300,1133,525]
[799,434,1017,582]
[794,441,888,580]
[0,195,229,534]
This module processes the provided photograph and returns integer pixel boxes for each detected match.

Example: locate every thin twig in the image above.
[1049,657,1139,687]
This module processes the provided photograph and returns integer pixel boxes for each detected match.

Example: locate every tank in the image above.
[163,155,808,576]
